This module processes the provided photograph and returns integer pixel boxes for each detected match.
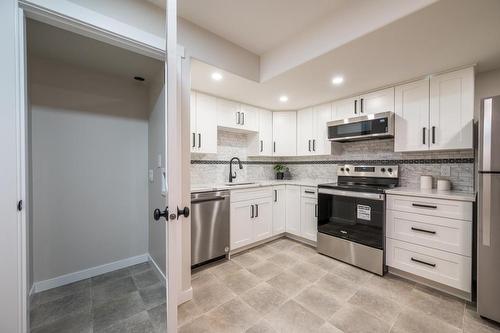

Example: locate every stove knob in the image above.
[345,168,350,172]
[340,167,345,172]
[380,168,386,172]
[388,168,393,173]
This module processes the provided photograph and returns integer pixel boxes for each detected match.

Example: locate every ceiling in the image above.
[176,0,348,55]
[191,0,500,110]
[27,19,163,84]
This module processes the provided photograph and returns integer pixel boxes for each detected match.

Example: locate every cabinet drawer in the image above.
[386,210,471,256]
[301,186,317,198]
[387,195,472,221]
[386,238,471,292]
[231,187,272,203]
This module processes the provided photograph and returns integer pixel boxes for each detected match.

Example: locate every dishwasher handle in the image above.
[191,196,226,204]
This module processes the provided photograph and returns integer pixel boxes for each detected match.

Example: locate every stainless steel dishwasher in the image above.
[191,190,230,267]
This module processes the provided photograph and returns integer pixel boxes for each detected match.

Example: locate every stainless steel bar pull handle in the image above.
[412,203,437,209]
[312,139,316,151]
[260,140,263,152]
[411,227,436,234]
[250,205,254,218]
[304,190,315,194]
[411,257,436,268]
[241,112,245,125]
[192,133,195,148]
[354,100,357,114]
[198,133,201,148]
[236,112,240,124]
[360,98,364,113]
[422,128,426,145]
[273,142,276,153]
[255,204,259,217]
[432,126,436,144]
[308,140,311,152]
[274,190,277,202]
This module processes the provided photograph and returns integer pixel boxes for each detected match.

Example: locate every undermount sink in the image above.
[225,182,256,186]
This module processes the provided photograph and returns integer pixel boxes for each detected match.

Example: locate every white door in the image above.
[230,200,254,250]
[240,104,259,132]
[259,109,273,156]
[273,111,297,156]
[301,197,318,242]
[2,5,27,333]
[253,198,273,241]
[312,103,333,155]
[217,98,240,129]
[394,79,430,152]
[297,108,313,156]
[195,92,217,154]
[429,67,474,150]
[359,87,395,115]
[272,186,286,235]
[285,185,301,236]
[333,96,358,120]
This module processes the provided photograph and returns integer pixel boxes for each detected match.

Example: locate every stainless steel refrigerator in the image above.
[478,96,500,322]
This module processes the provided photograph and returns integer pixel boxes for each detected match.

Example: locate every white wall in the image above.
[475,68,500,119]
[29,56,149,283]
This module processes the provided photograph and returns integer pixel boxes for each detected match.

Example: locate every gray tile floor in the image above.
[179,237,500,333]
[30,261,166,333]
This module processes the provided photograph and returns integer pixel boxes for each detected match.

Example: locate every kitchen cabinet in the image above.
[273,111,297,156]
[394,67,474,152]
[332,87,394,120]
[272,186,286,235]
[300,196,317,242]
[191,92,217,154]
[386,194,472,293]
[230,188,273,251]
[429,67,474,150]
[248,108,273,156]
[296,103,332,156]
[285,185,301,235]
[394,78,430,152]
[216,98,258,132]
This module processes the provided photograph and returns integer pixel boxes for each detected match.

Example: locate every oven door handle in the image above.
[317,188,385,201]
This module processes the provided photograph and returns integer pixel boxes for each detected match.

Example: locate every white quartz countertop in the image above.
[191,179,336,193]
[385,187,476,202]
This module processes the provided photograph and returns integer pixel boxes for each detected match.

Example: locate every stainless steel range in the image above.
[317,165,399,275]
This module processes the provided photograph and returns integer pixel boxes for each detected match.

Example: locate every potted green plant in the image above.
[274,163,286,180]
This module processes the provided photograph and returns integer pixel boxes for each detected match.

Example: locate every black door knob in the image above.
[153,207,168,221]
[177,206,190,219]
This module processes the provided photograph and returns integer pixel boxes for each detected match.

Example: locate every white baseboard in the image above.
[32,253,149,293]
[148,254,193,305]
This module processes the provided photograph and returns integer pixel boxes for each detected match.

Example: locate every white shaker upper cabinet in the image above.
[297,107,314,156]
[359,87,395,115]
[394,79,430,152]
[312,103,333,155]
[191,92,217,154]
[273,111,297,156]
[216,98,241,129]
[333,96,358,120]
[239,104,259,132]
[248,108,273,156]
[429,67,474,151]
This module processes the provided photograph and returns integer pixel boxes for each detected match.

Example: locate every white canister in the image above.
[437,179,451,191]
[420,175,433,189]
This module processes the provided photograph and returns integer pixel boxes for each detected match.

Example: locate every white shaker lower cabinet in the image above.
[385,194,473,294]
[285,185,301,235]
[300,187,318,242]
[230,188,273,251]
[272,186,286,235]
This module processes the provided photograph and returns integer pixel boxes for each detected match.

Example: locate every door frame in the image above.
[15,2,187,332]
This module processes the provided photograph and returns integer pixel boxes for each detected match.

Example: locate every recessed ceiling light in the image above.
[331,76,344,85]
[211,72,223,81]
[279,95,288,102]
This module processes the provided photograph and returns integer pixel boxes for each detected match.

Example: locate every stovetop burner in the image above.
[318,164,399,193]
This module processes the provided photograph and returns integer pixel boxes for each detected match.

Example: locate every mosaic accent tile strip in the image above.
[191,158,475,165]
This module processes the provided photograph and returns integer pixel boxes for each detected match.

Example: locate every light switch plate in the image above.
[440,165,451,177]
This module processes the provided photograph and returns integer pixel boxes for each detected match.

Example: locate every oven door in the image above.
[318,188,385,249]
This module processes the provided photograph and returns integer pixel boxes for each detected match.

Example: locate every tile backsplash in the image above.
[191,131,475,192]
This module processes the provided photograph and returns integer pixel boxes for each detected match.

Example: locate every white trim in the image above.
[177,287,193,305]
[148,254,166,282]
[32,254,149,293]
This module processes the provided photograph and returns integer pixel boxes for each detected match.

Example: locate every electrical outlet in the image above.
[440,165,451,177]
[157,154,162,168]
[148,169,154,182]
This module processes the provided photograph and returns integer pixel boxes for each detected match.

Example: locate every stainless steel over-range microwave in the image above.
[327,111,395,142]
